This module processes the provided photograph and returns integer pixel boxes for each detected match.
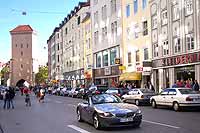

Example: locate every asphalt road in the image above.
[0,93,200,133]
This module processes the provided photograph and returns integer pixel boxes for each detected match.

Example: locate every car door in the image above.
[156,89,169,105]
[81,97,94,123]
[165,89,177,106]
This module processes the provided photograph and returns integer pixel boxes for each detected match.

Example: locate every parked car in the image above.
[122,88,155,106]
[76,94,142,129]
[77,88,88,99]
[68,88,81,98]
[105,88,129,97]
[85,85,108,98]
[150,88,200,111]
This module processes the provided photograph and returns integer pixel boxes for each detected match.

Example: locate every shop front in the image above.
[119,72,142,88]
[63,68,84,88]
[152,52,200,92]
[93,65,121,87]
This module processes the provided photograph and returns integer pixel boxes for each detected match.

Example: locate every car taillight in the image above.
[96,90,100,94]
[141,95,144,98]
[186,97,193,101]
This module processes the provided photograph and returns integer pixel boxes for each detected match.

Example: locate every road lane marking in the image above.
[143,120,180,129]
[68,125,91,133]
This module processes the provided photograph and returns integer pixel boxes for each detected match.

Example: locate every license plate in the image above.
[120,117,133,122]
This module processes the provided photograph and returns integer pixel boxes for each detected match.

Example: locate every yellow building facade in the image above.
[121,0,152,87]
[82,13,93,87]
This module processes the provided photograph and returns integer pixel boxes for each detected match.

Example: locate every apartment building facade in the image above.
[62,2,90,87]
[91,0,122,86]
[120,0,152,88]
[150,0,200,92]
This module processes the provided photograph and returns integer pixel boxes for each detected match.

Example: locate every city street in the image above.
[0,93,200,133]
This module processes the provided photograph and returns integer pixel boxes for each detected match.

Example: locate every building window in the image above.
[21,44,23,48]
[143,21,148,36]
[65,28,68,34]
[58,55,60,63]
[94,31,99,45]
[185,0,193,16]
[144,48,149,60]
[27,44,28,48]
[57,43,59,50]
[16,44,17,47]
[134,23,139,38]
[128,52,132,64]
[57,33,59,39]
[126,5,130,17]
[172,3,180,21]
[102,26,107,40]
[77,16,81,25]
[21,64,23,69]
[186,33,194,50]
[87,38,91,49]
[111,0,117,14]
[163,40,169,55]
[94,11,99,24]
[134,0,138,14]
[136,50,140,62]
[86,55,90,68]
[94,0,98,5]
[161,10,168,25]
[96,52,102,68]
[152,15,157,29]
[101,5,107,20]
[21,51,23,56]
[103,50,109,66]
[142,0,147,9]
[174,37,181,53]
[153,44,158,57]
[110,47,118,65]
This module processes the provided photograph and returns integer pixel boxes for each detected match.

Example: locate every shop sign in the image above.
[115,58,120,65]
[161,52,200,67]
[136,66,143,72]
[119,66,126,70]
[104,67,111,75]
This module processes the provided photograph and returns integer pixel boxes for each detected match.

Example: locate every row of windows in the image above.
[153,33,194,57]
[128,48,149,64]
[126,0,147,17]
[15,44,29,48]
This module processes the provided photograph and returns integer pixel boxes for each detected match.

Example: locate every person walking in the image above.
[172,82,178,88]
[8,87,15,109]
[192,80,199,91]
[39,88,45,103]
[23,87,31,106]
[3,88,10,109]
[185,80,191,88]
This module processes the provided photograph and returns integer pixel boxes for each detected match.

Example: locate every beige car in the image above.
[122,88,155,106]
[150,88,200,111]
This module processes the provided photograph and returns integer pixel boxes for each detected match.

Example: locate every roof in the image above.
[10,25,33,33]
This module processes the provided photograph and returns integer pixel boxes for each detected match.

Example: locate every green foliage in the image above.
[0,66,9,77]
[35,66,48,84]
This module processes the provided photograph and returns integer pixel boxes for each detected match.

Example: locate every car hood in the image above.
[94,103,139,114]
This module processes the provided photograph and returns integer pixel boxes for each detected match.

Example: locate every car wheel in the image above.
[93,114,101,130]
[152,100,157,108]
[134,120,142,128]
[77,109,83,122]
[173,102,180,111]
[135,100,140,106]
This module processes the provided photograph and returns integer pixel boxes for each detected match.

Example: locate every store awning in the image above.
[119,72,142,81]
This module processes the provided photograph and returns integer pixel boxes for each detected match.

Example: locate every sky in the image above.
[0,0,86,65]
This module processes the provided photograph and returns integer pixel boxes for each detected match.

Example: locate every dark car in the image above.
[77,88,88,99]
[76,94,142,129]
[105,88,130,97]
[85,85,108,98]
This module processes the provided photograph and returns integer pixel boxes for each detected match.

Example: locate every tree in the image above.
[35,66,48,85]
[0,66,10,85]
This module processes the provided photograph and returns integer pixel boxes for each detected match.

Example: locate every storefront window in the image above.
[175,66,195,81]
[110,47,119,65]
[103,50,109,66]
[96,52,102,68]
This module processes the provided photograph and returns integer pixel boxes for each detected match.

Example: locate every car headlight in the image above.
[136,109,142,114]
[100,112,114,117]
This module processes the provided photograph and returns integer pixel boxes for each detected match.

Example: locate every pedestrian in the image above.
[3,88,10,109]
[8,87,15,109]
[20,87,24,96]
[24,87,31,106]
[148,82,155,91]
[192,80,199,91]
[39,88,45,103]
[185,80,191,88]
[172,82,178,88]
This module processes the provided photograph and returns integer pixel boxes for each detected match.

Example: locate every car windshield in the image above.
[92,94,121,104]
[107,89,118,93]
[178,89,199,94]
[75,88,80,91]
